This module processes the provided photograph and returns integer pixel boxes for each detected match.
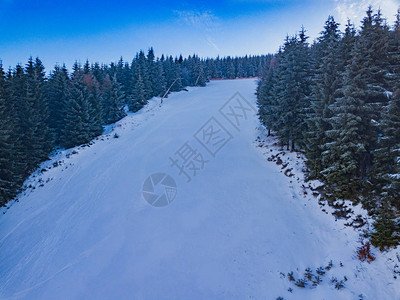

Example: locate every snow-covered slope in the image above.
[0,79,399,299]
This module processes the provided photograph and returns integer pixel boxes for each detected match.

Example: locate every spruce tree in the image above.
[147,48,160,97]
[339,20,357,72]
[321,47,371,198]
[370,201,400,250]
[47,65,70,144]
[0,62,17,205]
[22,57,52,171]
[84,73,103,134]
[305,16,342,178]
[227,57,235,79]
[321,9,391,199]
[257,55,280,136]
[9,64,29,178]
[137,51,152,98]
[274,30,311,150]
[374,83,400,209]
[101,75,126,124]
[61,74,99,148]
[92,62,104,85]
[154,58,166,96]
[128,72,146,112]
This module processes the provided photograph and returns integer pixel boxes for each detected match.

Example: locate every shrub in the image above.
[316,267,325,276]
[335,280,345,290]
[370,210,400,250]
[304,267,313,281]
[325,260,333,270]
[295,279,306,288]
[287,272,295,282]
[312,275,322,286]
[357,241,376,263]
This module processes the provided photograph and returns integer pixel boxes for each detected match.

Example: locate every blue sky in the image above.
[0,0,399,70]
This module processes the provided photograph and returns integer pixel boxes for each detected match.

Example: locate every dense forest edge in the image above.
[0,51,269,207]
[257,7,400,250]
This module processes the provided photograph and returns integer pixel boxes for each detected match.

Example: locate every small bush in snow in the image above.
[356,241,375,263]
[316,267,325,276]
[304,267,313,281]
[287,272,295,282]
[295,279,306,288]
[311,275,322,286]
[334,280,345,290]
[325,260,333,270]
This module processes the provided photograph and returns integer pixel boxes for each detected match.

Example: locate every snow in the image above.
[384,90,393,99]
[1,79,399,299]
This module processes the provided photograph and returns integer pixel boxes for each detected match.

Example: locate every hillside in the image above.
[0,79,399,299]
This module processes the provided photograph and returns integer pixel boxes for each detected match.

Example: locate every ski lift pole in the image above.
[194,74,201,86]
[160,78,182,105]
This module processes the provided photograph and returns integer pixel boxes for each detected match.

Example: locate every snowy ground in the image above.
[1,79,399,299]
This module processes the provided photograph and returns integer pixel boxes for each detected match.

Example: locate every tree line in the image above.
[257,8,400,250]
[0,49,268,206]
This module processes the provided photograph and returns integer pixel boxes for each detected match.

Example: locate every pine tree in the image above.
[101,75,126,124]
[321,45,372,198]
[236,60,245,78]
[274,30,311,150]
[128,72,146,112]
[227,57,235,79]
[339,20,357,71]
[370,202,400,250]
[84,72,103,134]
[374,83,400,209]
[72,61,82,79]
[321,9,391,199]
[19,57,52,171]
[9,64,29,179]
[154,58,166,96]
[47,65,70,144]
[61,74,99,148]
[0,61,17,205]
[137,51,152,98]
[305,16,342,178]
[147,48,160,97]
[83,59,91,74]
[172,56,183,91]
[257,55,280,136]
[92,62,104,85]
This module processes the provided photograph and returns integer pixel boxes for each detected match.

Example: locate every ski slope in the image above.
[0,79,399,299]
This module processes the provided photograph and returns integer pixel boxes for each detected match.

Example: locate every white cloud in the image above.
[335,0,400,27]
[174,10,220,31]
[174,10,221,53]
